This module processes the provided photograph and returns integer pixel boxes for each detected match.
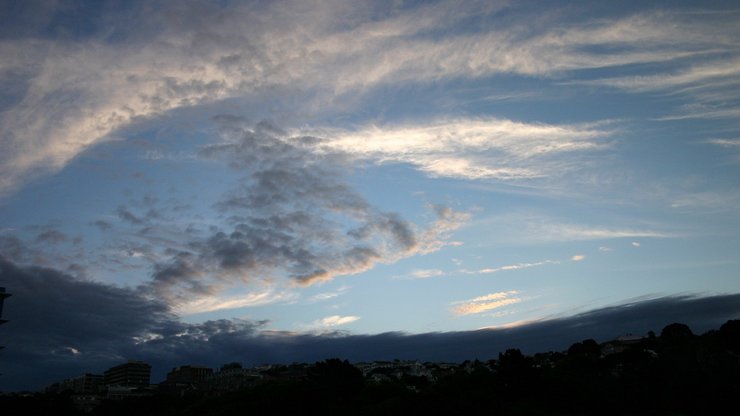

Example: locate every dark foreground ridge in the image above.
[2,320,739,415]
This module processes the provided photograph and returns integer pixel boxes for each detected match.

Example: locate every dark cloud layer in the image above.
[2,256,739,391]
[0,256,174,390]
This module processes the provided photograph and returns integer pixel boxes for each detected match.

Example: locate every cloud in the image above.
[669,190,740,211]
[312,118,612,181]
[467,260,558,274]
[2,2,736,196]
[562,20,740,118]
[574,59,740,94]
[0,255,175,389]
[0,232,86,271]
[545,225,669,240]
[451,291,521,316]
[2,256,740,391]
[409,269,445,279]
[477,214,675,244]
[137,120,468,305]
[91,220,113,231]
[654,107,740,121]
[571,254,585,262]
[313,315,361,328]
[706,138,740,148]
[116,206,146,225]
[309,287,350,303]
[174,289,299,315]
[632,241,641,247]
[34,228,68,244]
[516,222,674,241]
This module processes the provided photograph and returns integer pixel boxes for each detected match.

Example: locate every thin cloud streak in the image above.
[466,260,559,275]
[706,138,740,148]
[654,107,740,121]
[574,59,740,93]
[476,214,676,244]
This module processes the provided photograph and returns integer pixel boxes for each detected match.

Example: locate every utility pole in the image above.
[0,287,10,350]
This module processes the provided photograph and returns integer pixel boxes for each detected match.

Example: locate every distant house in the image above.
[615,333,644,343]
[601,333,645,356]
[65,373,105,394]
[203,363,263,392]
[161,365,214,395]
[165,365,213,385]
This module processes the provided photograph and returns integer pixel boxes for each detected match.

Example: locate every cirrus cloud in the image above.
[2,1,737,196]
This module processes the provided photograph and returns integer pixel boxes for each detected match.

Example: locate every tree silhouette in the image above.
[308,358,364,394]
[661,322,693,339]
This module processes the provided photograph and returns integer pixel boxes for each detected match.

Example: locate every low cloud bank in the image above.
[1,256,739,390]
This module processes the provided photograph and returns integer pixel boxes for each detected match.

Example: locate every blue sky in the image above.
[1,0,740,389]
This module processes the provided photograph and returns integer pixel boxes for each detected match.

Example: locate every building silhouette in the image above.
[104,360,151,387]
[48,373,105,394]
[165,365,213,385]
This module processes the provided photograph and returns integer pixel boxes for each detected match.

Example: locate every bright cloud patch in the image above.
[314,315,361,327]
[410,269,445,279]
[451,291,521,316]
[313,118,612,181]
[174,290,298,315]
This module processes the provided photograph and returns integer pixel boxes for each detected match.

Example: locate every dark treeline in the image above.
[3,320,740,415]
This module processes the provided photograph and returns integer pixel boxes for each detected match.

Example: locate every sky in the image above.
[1,0,740,390]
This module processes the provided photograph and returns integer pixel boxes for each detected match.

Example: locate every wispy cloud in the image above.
[409,269,445,279]
[313,118,613,181]
[175,289,299,315]
[574,60,740,93]
[669,190,740,211]
[309,315,361,329]
[706,138,740,148]
[477,214,675,244]
[654,107,740,121]
[545,224,671,241]
[309,287,350,303]
[463,260,558,274]
[3,3,734,196]
[451,290,521,316]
